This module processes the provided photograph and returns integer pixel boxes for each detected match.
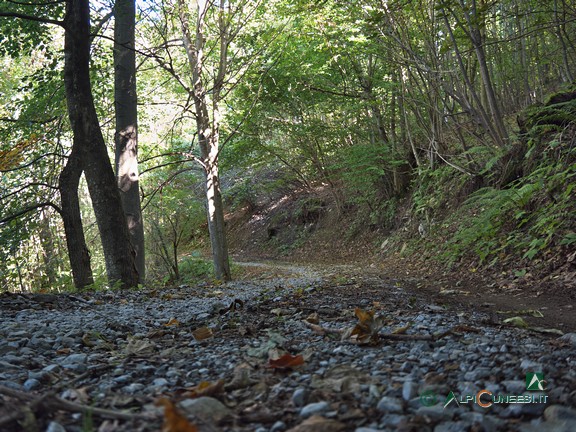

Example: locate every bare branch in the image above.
[0,202,62,225]
[0,152,65,173]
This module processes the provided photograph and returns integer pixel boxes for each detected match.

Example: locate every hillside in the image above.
[226,89,576,332]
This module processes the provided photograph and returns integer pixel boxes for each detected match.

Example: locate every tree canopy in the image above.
[1,0,574,291]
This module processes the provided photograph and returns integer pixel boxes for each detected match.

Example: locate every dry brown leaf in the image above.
[147,329,168,339]
[305,312,319,324]
[164,318,181,327]
[391,322,411,334]
[192,326,214,341]
[81,333,96,347]
[305,322,326,335]
[347,307,383,345]
[123,336,155,356]
[268,353,305,370]
[354,307,374,323]
[155,398,198,432]
[181,379,225,399]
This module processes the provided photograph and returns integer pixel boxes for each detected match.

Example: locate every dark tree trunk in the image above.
[114,0,145,283]
[58,148,94,289]
[63,0,138,288]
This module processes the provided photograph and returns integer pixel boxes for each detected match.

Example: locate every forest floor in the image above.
[1,260,576,432]
[226,188,576,334]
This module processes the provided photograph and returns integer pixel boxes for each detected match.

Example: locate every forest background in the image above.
[0,0,575,293]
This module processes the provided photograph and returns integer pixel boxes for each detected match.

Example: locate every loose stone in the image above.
[299,401,330,418]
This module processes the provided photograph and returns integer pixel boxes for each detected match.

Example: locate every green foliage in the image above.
[411,166,465,223]
[444,150,575,265]
[144,166,209,284]
[177,256,214,284]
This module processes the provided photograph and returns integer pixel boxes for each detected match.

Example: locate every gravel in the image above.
[0,266,575,431]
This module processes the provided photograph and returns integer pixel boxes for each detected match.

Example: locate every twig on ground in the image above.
[0,385,155,428]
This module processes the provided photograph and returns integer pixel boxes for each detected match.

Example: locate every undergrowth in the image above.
[439,124,576,267]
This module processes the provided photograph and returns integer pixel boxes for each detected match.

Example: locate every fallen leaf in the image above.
[147,329,169,339]
[529,327,564,335]
[182,380,224,399]
[305,312,319,324]
[503,316,529,328]
[123,336,155,356]
[219,298,245,315]
[304,322,325,335]
[164,318,181,327]
[497,309,544,318]
[268,353,304,370]
[354,307,374,323]
[346,307,383,345]
[155,398,198,432]
[392,322,412,334]
[192,326,214,341]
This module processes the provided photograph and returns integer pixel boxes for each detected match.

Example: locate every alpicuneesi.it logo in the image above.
[420,373,548,409]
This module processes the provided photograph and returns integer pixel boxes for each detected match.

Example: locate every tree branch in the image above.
[0,202,62,225]
[0,11,65,28]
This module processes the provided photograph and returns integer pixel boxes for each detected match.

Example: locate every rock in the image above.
[152,377,169,387]
[501,380,525,393]
[434,421,469,432]
[544,405,576,421]
[60,353,87,365]
[379,414,404,428]
[292,388,309,407]
[23,378,41,391]
[519,420,576,432]
[113,374,132,383]
[463,367,491,382]
[286,415,346,432]
[519,359,542,371]
[0,360,22,371]
[376,396,403,413]
[180,397,232,423]
[558,333,576,346]
[402,380,418,401]
[299,401,330,418]
[459,412,504,432]
[415,405,449,422]
[271,420,287,432]
[122,383,145,394]
[45,421,67,432]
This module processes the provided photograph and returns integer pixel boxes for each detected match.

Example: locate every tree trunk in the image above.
[58,147,94,288]
[39,207,58,288]
[179,0,231,281]
[114,0,145,283]
[63,0,138,288]
[464,0,508,145]
[202,141,231,281]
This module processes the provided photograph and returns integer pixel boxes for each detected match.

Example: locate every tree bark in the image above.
[63,0,138,288]
[114,0,145,283]
[179,0,231,281]
[463,0,508,145]
[58,147,94,289]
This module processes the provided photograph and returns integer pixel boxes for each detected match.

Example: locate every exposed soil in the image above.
[227,189,576,333]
